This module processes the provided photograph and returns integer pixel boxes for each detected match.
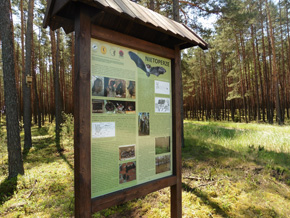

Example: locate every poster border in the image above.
[74,19,181,217]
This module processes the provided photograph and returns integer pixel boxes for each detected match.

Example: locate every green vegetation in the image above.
[182,121,290,217]
[1,120,290,217]
[155,147,169,155]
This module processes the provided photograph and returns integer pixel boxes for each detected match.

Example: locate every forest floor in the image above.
[0,120,290,217]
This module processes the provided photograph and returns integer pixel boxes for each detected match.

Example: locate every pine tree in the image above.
[23,0,34,152]
[0,0,24,178]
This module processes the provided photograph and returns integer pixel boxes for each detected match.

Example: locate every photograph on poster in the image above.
[104,100,135,114]
[138,112,150,136]
[92,99,104,113]
[126,81,136,99]
[128,51,166,77]
[155,80,170,95]
[155,136,170,155]
[92,122,115,138]
[156,155,171,174]
[119,145,136,161]
[119,162,136,184]
[155,97,170,113]
[104,78,126,98]
[91,76,105,96]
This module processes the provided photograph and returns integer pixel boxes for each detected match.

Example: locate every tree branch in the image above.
[179,0,222,15]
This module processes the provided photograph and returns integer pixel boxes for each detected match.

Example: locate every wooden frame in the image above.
[74,4,182,218]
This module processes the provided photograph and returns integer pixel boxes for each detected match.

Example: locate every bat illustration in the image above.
[128,51,166,77]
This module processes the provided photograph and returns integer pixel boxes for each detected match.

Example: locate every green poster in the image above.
[91,38,172,198]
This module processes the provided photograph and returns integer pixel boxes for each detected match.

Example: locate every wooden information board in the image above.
[43,1,208,217]
[90,37,173,198]
[74,16,182,217]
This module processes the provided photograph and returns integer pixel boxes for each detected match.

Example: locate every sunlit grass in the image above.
[185,120,290,154]
[1,120,290,217]
[0,120,74,218]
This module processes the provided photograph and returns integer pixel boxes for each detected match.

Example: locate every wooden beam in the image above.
[91,176,177,213]
[171,45,182,218]
[91,24,175,59]
[52,0,70,16]
[43,0,55,28]
[50,15,74,33]
[74,3,92,218]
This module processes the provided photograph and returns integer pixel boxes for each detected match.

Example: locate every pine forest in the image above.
[0,0,289,125]
[1,0,290,217]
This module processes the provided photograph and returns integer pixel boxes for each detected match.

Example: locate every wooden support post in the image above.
[171,46,182,218]
[74,4,92,218]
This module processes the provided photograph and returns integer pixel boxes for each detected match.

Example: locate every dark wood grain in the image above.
[42,0,54,28]
[91,24,175,59]
[74,3,92,218]
[170,46,182,218]
[52,0,70,16]
[91,176,177,213]
[50,15,74,33]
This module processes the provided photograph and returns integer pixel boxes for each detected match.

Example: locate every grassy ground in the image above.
[0,120,290,217]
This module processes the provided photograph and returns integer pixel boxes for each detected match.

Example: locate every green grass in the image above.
[1,120,290,217]
[0,122,74,218]
[155,146,169,155]
[182,120,290,218]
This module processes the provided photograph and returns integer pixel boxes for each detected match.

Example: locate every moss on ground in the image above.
[1,120,290,217]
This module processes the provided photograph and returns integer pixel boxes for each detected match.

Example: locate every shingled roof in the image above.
[43,0,208,50]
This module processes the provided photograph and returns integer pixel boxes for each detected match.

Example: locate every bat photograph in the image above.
[128,51,166,77]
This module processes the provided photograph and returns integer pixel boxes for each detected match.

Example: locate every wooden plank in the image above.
[170,46,182,218]
[128,2,160,28]
[52,0,70,16]
[95,0,110,7]
[180,24,203,45]
[74,3,92,218]
[168,19,192,40]
[91,24,175,59]
[121,5,193,48]
[157,15,186,39]
[91,176,177,212]
[182,24,208,49]
[113,0,136,18]
[146,9,173,33]
[126,0,149,23]
[104,0,123,13]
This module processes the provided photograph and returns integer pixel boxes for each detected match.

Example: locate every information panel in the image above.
[91,38,172,198]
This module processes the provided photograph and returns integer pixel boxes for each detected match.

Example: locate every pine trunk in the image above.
[260,0,273,123]
[50,29,63,148]
[251,25,260,122]
[0,0,24,178]
[23,0,34,152]
[267,0,282,125]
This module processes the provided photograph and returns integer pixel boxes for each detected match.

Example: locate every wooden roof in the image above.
[43,0,208,50]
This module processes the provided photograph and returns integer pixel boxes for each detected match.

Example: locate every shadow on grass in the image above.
[23,135,58,165]
[239,206,279,218]
[24,135,74,172]
[0,176,17,205]
[184,122,290,167]
[182,137,238,162]
[22,126,74,173]
[182,182,230,217]
[183,127,290,186]
[55,132,74,171]
[93,202,140,218]
[58,151,74,171]
[184,123,244,140]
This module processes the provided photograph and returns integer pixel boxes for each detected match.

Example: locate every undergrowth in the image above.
[1,119,290,217]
